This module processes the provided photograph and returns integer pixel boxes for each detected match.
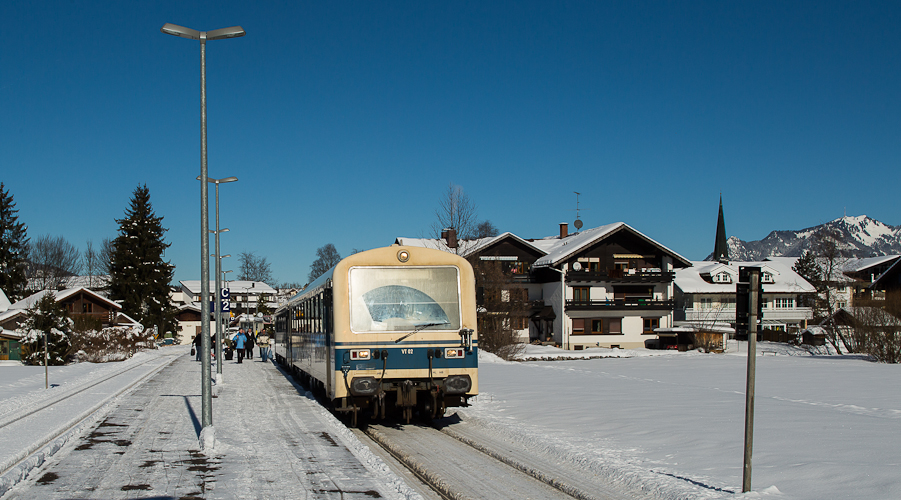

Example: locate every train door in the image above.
[324,287,333,398]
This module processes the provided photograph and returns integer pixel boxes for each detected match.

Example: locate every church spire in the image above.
[714,195,729,263]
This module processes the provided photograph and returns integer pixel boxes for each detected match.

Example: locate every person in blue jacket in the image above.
[234,328,248,364]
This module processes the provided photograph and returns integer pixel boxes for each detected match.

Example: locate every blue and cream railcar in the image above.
[274,245,478,424]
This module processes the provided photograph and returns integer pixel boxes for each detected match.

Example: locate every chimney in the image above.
[559,222,568,239]
[442,228,458,249]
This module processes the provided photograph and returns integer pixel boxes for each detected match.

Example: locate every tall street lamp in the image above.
[162,23,245,441]
[211,247,231,380]
[199,175,238,381]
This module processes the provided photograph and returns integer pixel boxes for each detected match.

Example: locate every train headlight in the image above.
[444,375,472,395]
[350,377,379,396]
[350,349,371,360]
[444,348,465,359]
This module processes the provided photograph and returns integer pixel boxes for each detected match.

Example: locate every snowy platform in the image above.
[2,352,414,500]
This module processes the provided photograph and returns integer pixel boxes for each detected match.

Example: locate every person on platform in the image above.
[234,328,248,364]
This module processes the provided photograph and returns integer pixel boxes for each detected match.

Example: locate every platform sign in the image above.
[221,288,231,312]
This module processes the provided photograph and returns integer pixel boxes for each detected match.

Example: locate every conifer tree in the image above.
[19,292,72,366]
[109,185,177,336]
[0,183,30,301]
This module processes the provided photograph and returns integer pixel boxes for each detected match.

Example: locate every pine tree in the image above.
[109,185,177,336]
[0,183,30,301]
[19,292,72,366]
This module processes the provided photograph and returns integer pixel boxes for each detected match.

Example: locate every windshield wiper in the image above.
[394,321,449,344]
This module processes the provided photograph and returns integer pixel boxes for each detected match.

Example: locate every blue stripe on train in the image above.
[335,339,479,347]
[336,346,478,371]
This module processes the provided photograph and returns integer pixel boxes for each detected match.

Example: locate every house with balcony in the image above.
[397,221,691,349]
[674,260,816,334]
[529,222,691,349]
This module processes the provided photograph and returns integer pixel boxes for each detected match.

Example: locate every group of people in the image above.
[231,328,272,363]
[192,327,273,364]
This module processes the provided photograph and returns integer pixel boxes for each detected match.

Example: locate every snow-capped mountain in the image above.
[709,215,901,261]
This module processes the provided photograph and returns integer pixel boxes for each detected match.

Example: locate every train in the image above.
[273,244,478,425]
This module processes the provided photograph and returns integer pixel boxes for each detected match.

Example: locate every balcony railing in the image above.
[566,299,675,310]
[566,269,674,283]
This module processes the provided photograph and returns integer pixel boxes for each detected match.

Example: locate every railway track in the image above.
[0,352,178,483]
[354,418,638,500]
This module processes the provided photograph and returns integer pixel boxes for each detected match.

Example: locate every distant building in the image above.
[674,260,816,333]
[173,280,277,341]
[398,220,692,350]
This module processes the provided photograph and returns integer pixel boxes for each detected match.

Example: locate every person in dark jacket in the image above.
[193,332,202,361]
[246,330,256,360]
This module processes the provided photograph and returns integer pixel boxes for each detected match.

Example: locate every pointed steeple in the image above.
[713,195,729,263]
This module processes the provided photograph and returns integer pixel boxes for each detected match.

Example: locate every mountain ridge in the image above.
[707,216,901,261]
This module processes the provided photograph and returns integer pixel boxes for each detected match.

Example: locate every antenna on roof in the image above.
[571,191,588,230]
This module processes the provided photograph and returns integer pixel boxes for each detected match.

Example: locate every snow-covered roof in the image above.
[393,236,495,256]
[395,232,547,259]
[842,255,901,273]
[532,222,692,268]
[0,309,27,324]
[114,312,142,328]
[180,281,276,294]
[9,287,121,311]
[0,288,10,312]
[675,260,816,294]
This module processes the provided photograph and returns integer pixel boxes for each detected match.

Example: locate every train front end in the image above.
[332,245,478,424]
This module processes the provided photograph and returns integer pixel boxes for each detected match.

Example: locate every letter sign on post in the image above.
[221,288,230,313]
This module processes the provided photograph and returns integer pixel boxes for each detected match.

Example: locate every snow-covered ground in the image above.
[456,342,900,499]
[2,343,898,499]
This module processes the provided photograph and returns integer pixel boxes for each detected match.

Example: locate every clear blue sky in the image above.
[2,1,899,285]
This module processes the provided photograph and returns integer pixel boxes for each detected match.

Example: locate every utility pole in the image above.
[738,266,761,493]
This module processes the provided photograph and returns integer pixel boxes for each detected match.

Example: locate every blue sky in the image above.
[2,1,899,285]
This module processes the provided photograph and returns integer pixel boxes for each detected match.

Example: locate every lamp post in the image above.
[162,23,245,439]
[199,175,238,380]
[210,247,230,380]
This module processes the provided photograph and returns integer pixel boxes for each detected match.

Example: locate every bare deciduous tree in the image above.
[27,234,82,291]
[469,258,528,360]
[308,244,341,282]
[238,251,273,284]
[97,238,114,277]
[476,220,499,238]
[808,229,853,352]
[431,183,479,253]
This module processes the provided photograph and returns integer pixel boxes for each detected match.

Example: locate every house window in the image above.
[607,318,622,334]
[572,287,590,304]
[572,319,585,334]
[512,316,528,330]
[643,318,659,333]
[511,261,528,274]
[614,262,629,272]
[699,298,714,309]
[590,318,622,334]
[82,302,93,313]
[713,272,732,283]
[721,297,736,310]
[775,298,794,309]
[762,272,775,284]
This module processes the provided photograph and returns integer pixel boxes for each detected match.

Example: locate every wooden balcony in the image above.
[566,269,674,283]
[566,299,675,311]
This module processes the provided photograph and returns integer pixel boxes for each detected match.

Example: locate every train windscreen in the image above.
[349,266,462,333]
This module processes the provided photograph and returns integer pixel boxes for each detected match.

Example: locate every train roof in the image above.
[275,245,470,314]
